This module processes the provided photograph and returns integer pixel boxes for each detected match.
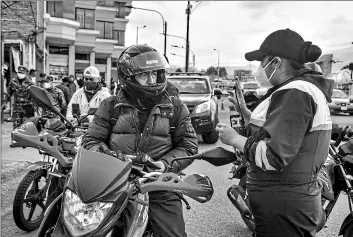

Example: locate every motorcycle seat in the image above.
[342,155,353,165]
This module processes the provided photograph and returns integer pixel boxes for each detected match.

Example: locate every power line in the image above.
[191,2,202,14]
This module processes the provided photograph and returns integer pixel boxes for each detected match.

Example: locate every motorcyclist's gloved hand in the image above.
[79,115,89,124]
[88,142,117,156]
[125,152,166,172]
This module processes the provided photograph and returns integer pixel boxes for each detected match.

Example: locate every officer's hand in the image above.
[216,122,240,147]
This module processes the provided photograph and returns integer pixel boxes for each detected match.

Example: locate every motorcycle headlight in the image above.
[194,101,211,114]
[63,189,113,236]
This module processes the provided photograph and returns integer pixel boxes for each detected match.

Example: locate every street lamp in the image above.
[126,5,167,56]
[214,48,220,80]
[136,25,146,44]
[171,45,195,69]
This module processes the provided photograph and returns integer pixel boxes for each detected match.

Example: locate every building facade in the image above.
[1,1,39,80]
[37,1,132,88]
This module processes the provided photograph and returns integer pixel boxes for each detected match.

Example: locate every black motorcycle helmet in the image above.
[117,45,170,97]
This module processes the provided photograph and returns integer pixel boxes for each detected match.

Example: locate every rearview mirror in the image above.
[28,86,60,115]
[213,88,222,99]
[169,147,237,170]
[199,147,237,166]
[28,86,73,129]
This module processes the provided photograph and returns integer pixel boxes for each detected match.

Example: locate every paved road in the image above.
[1,99,353,237]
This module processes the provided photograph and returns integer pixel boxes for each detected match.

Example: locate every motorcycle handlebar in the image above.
[12,127,73,168]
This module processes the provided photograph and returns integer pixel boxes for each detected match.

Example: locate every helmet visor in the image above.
[119,51,170,77]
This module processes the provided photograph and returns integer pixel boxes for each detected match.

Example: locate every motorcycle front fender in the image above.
[37,193,62,237]
[26,161,52,172]
[339,212,353,236]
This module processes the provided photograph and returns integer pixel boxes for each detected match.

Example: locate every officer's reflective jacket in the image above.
[243,71,335,195]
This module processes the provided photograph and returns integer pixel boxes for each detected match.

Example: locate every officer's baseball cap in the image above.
[83,66,100,79]
[245,28,322,64]
[18,65,28,73]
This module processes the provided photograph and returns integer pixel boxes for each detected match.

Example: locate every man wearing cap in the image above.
[66,66,110,123]
[4,65,35,130]
[37,76,66,119]
[216,29,334,236]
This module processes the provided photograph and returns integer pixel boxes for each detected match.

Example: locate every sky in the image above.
[125,1,353,70]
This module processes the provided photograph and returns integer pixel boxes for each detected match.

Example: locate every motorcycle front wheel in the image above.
[238,176,256,233]
[13,169,56,231]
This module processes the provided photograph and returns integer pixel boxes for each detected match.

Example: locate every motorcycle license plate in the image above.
[341,106,348,111]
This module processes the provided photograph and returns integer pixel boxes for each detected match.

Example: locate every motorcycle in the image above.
[228,115,353,236]
[11,86,96,232]
[32,142,237,236]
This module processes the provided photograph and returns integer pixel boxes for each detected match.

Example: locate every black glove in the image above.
[88,142,128,161]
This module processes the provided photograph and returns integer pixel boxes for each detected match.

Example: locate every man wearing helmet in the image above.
[82,45,198,237]
[66,66,111,123]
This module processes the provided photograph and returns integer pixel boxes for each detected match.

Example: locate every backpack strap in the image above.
[110,96,121,128]
[169,96,181,134]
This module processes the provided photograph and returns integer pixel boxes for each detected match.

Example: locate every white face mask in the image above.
[17,73,26,79]
[43,82,51,89]
[254,58,277,88]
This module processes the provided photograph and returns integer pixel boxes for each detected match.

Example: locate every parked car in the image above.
[329,89,353,115]
[167,72,222,144]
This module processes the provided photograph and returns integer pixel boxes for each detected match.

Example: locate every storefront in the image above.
[47,45,69,85]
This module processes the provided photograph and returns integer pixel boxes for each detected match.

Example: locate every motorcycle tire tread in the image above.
[13,169,47,231]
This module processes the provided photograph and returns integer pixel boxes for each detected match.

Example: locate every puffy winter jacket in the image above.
[82,90,198,172]
[66,87,111,122]
[243,72,335,195]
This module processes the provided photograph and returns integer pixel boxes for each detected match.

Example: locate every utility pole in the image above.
[164,22,167,56]
[136,26,139,44]
[185,1,191,72]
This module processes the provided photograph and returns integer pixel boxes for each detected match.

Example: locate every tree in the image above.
[205,66,227,78]
[219,67,228,78]
[175,68,182,72]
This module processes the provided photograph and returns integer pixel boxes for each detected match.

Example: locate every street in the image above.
[1,99,353,237]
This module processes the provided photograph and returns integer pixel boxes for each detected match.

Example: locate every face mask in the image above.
[84,81,98,90]
[254,58,277,88]
[43,82,52,89]
[17,73,26,79]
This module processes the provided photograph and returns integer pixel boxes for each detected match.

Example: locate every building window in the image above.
[49,46,69,55]
[75,53,90,60]
[75,8,95,29]
[113,30,125,46]
[97,1,114,7]
[96,21,113,39]
[47,1,63,18]
[115,2,126,18]
[95,58,106,64]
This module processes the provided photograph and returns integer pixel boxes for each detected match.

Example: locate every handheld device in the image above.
[233,78,245,126]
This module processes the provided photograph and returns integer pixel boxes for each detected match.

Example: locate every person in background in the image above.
[4,65,35,133]
[55,76,71,116]
[101,77,107,87]
[68,75,77,98]
[39,73,46,86]
[37,76,66,119]
[29,69,36,84]
[66,66,110,123]
[75,74,84,89]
